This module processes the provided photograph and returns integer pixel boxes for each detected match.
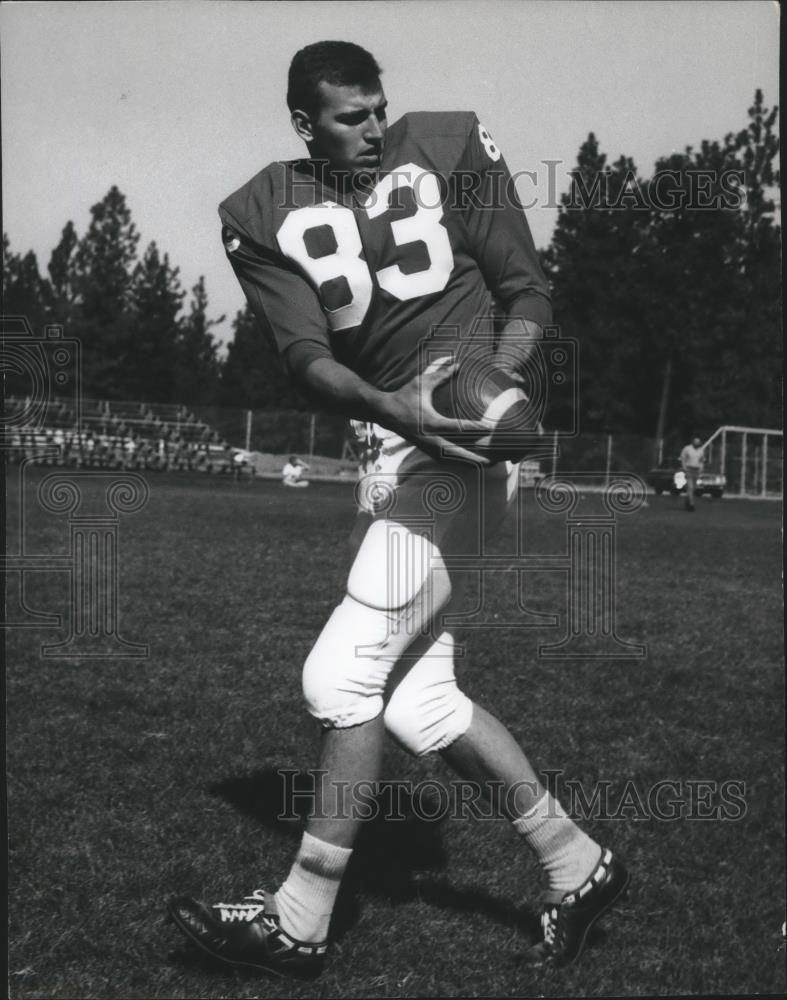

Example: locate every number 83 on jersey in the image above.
[276,162,455,331]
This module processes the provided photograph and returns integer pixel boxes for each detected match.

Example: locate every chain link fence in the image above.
[190,406,350,459]
[5,397,782,497]
[192,407,667,486]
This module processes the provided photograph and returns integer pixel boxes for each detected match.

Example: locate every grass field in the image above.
[6,463,785,998]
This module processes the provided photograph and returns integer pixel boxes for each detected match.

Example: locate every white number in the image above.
[477,124,501,162]
[276,165,455,330]
[276,203,373,332]
[364,163,453,301]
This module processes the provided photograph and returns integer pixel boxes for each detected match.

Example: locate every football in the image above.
[431,359,541,463]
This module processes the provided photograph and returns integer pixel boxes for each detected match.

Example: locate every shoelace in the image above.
[541,906,558,947]
[214,888,268,923]
[242,889,267,904]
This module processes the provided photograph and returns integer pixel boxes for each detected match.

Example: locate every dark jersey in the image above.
[219,111,551,391]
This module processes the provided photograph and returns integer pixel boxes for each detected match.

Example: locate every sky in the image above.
[1,0,780,350]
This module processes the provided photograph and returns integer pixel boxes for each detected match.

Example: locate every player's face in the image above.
[303,82,388,176]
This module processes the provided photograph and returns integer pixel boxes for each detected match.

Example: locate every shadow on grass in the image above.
[209,768,541,942]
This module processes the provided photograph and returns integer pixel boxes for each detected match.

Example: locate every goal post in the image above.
[703,425,783,499]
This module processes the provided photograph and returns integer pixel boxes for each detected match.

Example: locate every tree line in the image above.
[542,89,780,439]
[3,91,780,438]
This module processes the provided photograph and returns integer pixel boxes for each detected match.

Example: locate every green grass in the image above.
[6,465,785,998]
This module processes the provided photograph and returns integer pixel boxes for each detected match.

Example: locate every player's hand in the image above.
[377,357,493,464]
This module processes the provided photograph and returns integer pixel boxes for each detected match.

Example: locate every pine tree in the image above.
[66,186,140,397]
[643,90,781,434]
[2,234,52,333]
[543,137,658,433]
[126,242,185,402]
[2,235,55,399]
[174,276,224,405]
[48,222,79,305]
[220,303,309,410]
[544,93,781,442]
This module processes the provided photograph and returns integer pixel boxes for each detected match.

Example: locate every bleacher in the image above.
[3,396,244,474]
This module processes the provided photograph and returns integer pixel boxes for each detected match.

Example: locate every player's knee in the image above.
[383,641,473,756]
[347,520,450,611]
[301,596,395,729]
[303,523,453,731]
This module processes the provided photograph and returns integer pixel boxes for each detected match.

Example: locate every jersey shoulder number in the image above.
[476,122,502,161]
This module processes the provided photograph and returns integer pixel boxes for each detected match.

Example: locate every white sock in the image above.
[274,831,352,943]
[512,791,602,893]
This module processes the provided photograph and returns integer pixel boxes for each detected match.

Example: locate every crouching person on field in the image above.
[282,455,310,488]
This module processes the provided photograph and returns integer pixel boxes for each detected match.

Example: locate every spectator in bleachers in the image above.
[99,432,111,466]
[124,435,137,469]
[63,430,75,466]
[10,429,23,462]
[7,397,233,474]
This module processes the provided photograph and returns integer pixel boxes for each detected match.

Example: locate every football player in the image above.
[168,41,628,976]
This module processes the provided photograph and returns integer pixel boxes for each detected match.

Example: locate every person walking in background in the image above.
[680,435,705,511]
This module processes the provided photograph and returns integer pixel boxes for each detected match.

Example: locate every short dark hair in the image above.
[287,41,382,116]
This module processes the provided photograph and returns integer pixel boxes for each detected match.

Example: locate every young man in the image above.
[168,41,628,976]
[680,435,705,511]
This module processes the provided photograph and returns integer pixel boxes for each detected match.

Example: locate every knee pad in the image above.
[303,521,453,730]
[383,633,473,756]
[302,596,396,728]
[348,519,451,612]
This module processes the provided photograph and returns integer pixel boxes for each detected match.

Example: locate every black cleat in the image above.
[167,889,327,979]
[529,848,629,967]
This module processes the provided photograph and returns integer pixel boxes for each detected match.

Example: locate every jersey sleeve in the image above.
[218,205,334,382]
[456,120,552,329]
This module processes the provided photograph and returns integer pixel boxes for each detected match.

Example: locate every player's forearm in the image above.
[495,317,543,367]
[298,356,394,424]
